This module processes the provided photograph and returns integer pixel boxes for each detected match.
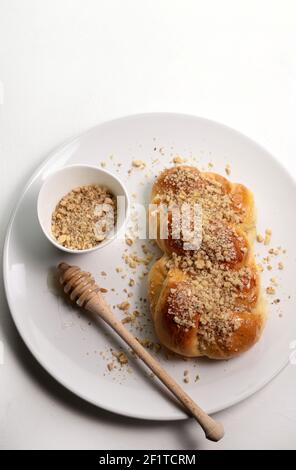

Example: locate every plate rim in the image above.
[3,112,294,421]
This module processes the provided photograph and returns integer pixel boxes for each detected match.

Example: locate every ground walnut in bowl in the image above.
[51,184,116,250]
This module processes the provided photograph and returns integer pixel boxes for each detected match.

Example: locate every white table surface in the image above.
[0,0,296,450]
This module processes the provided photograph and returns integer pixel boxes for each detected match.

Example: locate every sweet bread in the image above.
[148,166,266,359]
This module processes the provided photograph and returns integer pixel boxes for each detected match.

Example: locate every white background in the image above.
[0,0,296,450]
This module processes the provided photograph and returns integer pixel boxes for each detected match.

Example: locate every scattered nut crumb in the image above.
[112,351,128,365]
[173,156,186,164]
[117,301,130,311]
[132,159,146,168]
[256,234,264,243]
[121,316,132,324]
[264,229,272,246]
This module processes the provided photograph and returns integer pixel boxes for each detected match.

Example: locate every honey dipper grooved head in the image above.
[57,262,100,308]
[58,262,70,271]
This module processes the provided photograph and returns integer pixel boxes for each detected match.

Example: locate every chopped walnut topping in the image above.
[156,167,248,263]
[51,184,116,250]
[194,259,205,269]
[166,261,254,345]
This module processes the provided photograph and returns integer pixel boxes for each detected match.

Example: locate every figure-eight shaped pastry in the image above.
[148,166,266,359]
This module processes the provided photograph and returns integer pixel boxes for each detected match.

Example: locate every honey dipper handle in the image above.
[86,294,224,442]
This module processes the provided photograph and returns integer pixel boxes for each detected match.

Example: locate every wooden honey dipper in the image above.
[58,262,224,442]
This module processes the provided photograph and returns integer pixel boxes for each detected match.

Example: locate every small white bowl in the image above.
[37,164,129,254]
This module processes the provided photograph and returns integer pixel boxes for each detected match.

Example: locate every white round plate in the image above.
[4,113,296,420]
